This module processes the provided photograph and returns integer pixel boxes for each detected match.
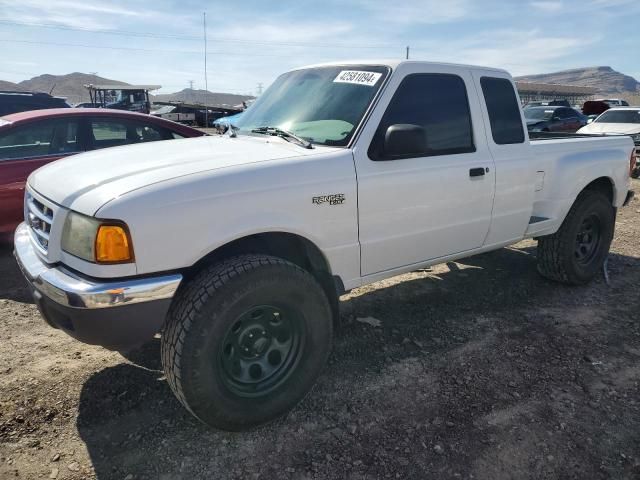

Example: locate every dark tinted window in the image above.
[369,73,474,160]
[480,77,524,144]
[0,119,80,160]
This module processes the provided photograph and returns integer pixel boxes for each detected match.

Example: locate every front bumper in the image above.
[13,223,182,350]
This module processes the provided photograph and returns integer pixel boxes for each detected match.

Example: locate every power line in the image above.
[0,38,298,57]
[0,19,397,50]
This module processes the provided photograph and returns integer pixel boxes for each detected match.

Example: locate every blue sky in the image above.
[0,0,638,95]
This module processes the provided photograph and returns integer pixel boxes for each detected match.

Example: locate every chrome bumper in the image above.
[13,222,183,349]
[14,222,181,309]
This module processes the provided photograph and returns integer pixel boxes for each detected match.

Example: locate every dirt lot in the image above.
[1,180,639,480]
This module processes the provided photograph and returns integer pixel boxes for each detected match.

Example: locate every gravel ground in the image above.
[1,179,639,480]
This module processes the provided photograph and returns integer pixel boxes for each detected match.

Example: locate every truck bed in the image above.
[529,131,610,141]
[525,132,634,238]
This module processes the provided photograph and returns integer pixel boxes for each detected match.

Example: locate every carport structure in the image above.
[516,81,597,105]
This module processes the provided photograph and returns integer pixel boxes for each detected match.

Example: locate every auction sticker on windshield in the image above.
[333,70,382,86]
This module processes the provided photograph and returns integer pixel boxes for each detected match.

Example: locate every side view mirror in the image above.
[551,115,560,121]
[587,118,594,124]
[384,124,427,157]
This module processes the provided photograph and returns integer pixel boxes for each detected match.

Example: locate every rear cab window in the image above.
[480,77,525,145]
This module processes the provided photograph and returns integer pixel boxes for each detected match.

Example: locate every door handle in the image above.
[469,167,486,177]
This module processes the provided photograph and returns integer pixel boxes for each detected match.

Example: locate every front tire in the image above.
[537,189,615,285]
[161,254,332,431]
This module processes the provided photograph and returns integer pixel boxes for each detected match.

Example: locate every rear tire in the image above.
[537,190,615,285]
[161,254,332,431]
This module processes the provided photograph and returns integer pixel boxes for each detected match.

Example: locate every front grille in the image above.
[26,193,53,251]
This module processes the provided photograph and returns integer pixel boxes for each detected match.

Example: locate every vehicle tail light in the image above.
[631,148,637,177]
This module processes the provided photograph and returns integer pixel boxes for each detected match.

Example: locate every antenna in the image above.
[405,46,410,60]
[256,82,263,96]
[49,83,56,95]
[188,80,194,90]
[203,12,209,127]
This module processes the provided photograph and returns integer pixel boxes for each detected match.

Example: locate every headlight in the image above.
[61,211,133,263]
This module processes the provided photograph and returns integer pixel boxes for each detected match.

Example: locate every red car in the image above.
[0,108,206,239]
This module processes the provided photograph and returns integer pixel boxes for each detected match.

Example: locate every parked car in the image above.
[0,91,70,116]
[14,61,635,431]
[596,98,630,107]
[524,99,571,108]
[524,105,587,132]
[582,100,610,123]
[0,108,206,238]
[578,107,640,177]
[211,111,244,131]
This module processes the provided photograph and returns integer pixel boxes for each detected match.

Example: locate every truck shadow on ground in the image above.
[74,244,640,479]
[0,242,33,303]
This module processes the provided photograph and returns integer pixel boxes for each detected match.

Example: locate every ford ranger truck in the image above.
[14,61,636,430]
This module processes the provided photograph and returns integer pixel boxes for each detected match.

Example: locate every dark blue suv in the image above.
[0,90,70,116]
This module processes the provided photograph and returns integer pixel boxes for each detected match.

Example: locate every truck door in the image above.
[353,64,496,277]
[472,74,536,246]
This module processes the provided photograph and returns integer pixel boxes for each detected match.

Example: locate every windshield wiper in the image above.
[251,126,314,149]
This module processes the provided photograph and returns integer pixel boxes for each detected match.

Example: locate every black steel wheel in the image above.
[219,305,304,397]
[161,254,333,431]
[537,189,615,285]
[574,214,602,265]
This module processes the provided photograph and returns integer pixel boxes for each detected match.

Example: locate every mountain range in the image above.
[2,67,639,106]
[0,72,254,107]
[515,66,640,100]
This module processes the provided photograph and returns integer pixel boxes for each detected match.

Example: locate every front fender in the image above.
[96,150,362,288]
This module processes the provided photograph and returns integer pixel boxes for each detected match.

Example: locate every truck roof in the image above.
[293,59,510,76]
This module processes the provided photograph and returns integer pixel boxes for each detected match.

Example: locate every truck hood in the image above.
[29,135,326,215]
[578,123,640,135]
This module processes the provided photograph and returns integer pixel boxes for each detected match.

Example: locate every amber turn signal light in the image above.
[95,225,133,263]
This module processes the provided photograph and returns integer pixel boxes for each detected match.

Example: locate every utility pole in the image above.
[256,83,263,96]
[188,80,195,103]
[405,46,410,60]
[203,12,209,127]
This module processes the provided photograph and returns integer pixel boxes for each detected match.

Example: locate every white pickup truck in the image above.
[14,61,636,430]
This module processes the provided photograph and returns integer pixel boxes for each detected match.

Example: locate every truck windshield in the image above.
[236,65,390,147]
[595,110,640,124]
